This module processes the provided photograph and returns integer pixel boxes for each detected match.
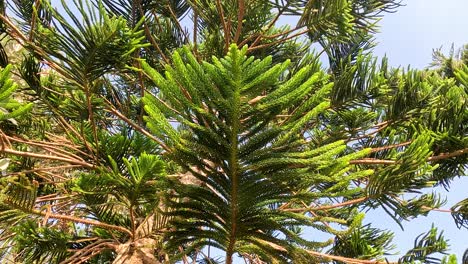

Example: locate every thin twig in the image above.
[5,165,81,177]
[240,1,291,48]
[248,28,310,52]
[193,10,199,59]
[348,123,389,142]
[369,141,412,153]
[215,0,230,51]
[349,158,396,165]
[351,147,468,165]
[30,209,132,236]
[166,4,189,44]
[305,249,394,264]
[2,148,95,169]
[104,101,171,152]
[139,13,170,64]
[5,135,86,162]
[428,148,468,161]
[233,0,245,44]
[284,197,368,212]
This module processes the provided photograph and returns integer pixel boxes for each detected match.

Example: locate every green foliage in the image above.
[35,0,147,84]
[74,152,166,227]
[142,44,378,261]
[451,198,468,229]
[0,64,33,121]
[398,225,449,264]
[1,174,38,211]
[330,224,394,261]
[12,220,72,264]
[9,0,52,33]
[0,0,465,263]
[441,254,458,264]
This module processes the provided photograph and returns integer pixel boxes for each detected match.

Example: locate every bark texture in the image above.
[113,238,160,264]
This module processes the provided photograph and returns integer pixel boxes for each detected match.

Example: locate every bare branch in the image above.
[2,148,95,169]
[233,0,245,44]
[284,197,368,212]
[30,209,133,236]
[215,0,230,51]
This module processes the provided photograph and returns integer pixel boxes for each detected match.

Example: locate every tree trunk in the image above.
[113,238,160,264]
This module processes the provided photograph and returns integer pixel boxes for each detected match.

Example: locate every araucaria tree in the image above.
[0,0,466,263]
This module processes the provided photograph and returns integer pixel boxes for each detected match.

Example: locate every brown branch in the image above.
[0,14,83,84]
[0,130,12,149]
[36,171,68,182]
[429,148,468,161]
[350,159,396,165]
[284,197,368,212]
[347,122,389,142]
[369,141,412,153]
[0,14,27,42]
[247,28,310,52]
[233,0,245,44]
[5,165,81,177]
[215,0,230,51]
[62,239,116,264]
[40,133,89,157]
[305,250,393,264]
[5,135,86,162]
[83,84,100,165]
[53,115,95,158]
[422,206,453,213]
[262,25,307,40]
[30,209,132,236]
[36,195,74,203]
[349,121,389,134]
[193,10,199,59]
[104,102,171,153]
[258,238,388,264]
[166,4,189,44]
[28,0,41,41]
[138,11,169,64]
[240,1,292,48]
[392,196,453,213]
[1,148,95,169]
[351,147,468,165]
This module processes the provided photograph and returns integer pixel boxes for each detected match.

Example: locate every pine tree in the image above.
[0,0,466,263]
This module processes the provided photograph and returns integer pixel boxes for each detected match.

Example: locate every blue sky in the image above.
[369,0,468,261]
[374,0,468,69]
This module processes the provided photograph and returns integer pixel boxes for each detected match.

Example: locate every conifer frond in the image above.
[34,0,147,84]
[142,44,377,261]
[0,64,33,121]
[330,224,395,260]
[451,198,468,229]
[0,1,465,263]
[74,152,167,226]
[398,225,449,264]
[12,220,72,264]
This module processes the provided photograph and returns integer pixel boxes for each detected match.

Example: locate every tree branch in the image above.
[428,148,468,161]
[305,250,394,264]
[284,197,368,212]
[1,148,95,169]
[233,0,245,44]
[215,0,230,52]
[248,28,310,52]
[30,209,132,236]
[104,101,171,153]
[351,147,468,165]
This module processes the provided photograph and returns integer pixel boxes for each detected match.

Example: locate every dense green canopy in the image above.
[0,0,466,263]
